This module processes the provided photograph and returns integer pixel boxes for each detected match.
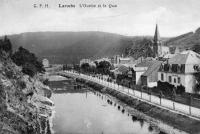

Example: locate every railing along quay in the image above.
[59,70,200,120]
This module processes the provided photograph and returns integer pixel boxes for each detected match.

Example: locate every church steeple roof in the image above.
[153,24,160,43]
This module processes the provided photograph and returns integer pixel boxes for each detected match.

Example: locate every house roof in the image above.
[119,58,131,61]
[135,60,154,67]
[168,50,200,64]
[163,53,176,59]
[142,60,163,77]
[117,65,129,74]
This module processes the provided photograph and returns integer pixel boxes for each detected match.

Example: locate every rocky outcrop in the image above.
[0,56,53,133]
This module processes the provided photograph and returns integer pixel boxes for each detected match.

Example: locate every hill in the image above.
[164,28,200,50]
[7,32,126,64]
[7,31,158,64]
[6,27,200,64]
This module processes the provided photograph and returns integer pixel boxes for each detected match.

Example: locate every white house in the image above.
[80,59,92,66]
[95,57,109,62]
[134,60,162,87]
[134,66,148,85]
[134,60,153,85]
[158,50,200,93]
[42,59,49,68]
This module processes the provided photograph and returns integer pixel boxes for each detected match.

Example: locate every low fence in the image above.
[60,71,200,119]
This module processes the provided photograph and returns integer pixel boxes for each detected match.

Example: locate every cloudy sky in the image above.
[0,0,200,37]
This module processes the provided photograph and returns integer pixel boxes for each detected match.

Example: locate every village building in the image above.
[113,55,121,65]
[152,24,170,58]
[140,60,163,87]
[112,55,134,66]
[134,59,162,87]
[158,50,200,93]
[134,62,149,85]
[118,57,132,64]
[111,65,130,77]
[95,57,111,63]
[42,58,49,68]
[80,59,92,65]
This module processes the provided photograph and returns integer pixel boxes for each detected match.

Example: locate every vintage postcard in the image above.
[0,0,200,134]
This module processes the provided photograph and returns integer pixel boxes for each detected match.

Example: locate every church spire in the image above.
[153,24,160,43]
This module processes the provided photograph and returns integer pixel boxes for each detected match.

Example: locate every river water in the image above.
[50,79,163,134]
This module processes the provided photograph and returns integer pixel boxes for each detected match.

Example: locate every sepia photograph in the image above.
[0,0,200,134]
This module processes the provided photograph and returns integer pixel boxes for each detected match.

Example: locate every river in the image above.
[50,79,164,134]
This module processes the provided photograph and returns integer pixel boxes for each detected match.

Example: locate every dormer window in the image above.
[164,64,170,72]
[194,64,200,72]
[180,64,185,73]
[177,64,181,73]
[159,64,164,71]
[171,64,178,73]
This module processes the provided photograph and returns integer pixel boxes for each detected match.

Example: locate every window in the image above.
[174,78,176,83]
[178,77,181,83]
[171,64,178,73]
[180,64,185,73]
[164,64,170,72]
[161,73,164,81]
[169,76,172,83]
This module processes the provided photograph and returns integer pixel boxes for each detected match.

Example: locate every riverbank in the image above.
[0,59,54,134]
[76,78,200,134]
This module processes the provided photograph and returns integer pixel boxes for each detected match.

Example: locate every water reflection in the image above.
[118,105,120,110]
[139,119,144,128]
[51,81,163,134]
[132,115,138,122]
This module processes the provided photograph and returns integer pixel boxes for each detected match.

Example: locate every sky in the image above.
[0,0,200,37]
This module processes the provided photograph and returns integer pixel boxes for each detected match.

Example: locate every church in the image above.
[152,24,170,58]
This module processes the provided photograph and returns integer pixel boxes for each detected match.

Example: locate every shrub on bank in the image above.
[22,63,37,77]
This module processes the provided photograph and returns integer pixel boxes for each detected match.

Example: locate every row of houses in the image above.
[104,49,200,94]
[80,24,200,93]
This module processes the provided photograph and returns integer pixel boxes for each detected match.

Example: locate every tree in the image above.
[81,63,90,70]
[3,36,12,55]
[80,63,91,73]
[157,81,175,96]
[176,84,185,94]
[12,46,45,77]
[0,36,13,56]
[96,61,111,75]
